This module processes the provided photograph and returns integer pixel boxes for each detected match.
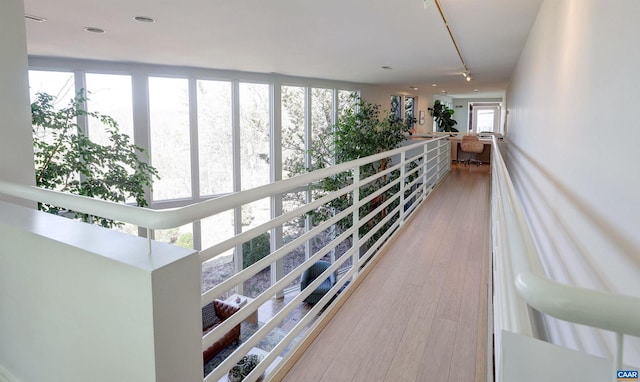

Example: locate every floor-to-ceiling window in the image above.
[85,73,134,144]
[28,70,75,104]
[238,82,272,297]
[405,96,415,125]
[148,76,192,201]
[281,85,308,289]
[197,80,235,269]
[27,60,359,296]
[197,80,233,196]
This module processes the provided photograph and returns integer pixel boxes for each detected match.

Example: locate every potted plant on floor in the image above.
[228,354,261,382]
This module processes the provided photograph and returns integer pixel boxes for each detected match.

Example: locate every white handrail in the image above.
[201,137,451,382]
[0,136,452,382]
[515,271,640,337]
[0,138,447,230]
[490,136,640,380]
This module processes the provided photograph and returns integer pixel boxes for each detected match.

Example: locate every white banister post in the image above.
[613,333,624,382]
[439,139,446,181]
[399,151,406,225]
[0,0,35,208]
[447,139,452,171]
[422,142,428,201]
[352,167,360,275]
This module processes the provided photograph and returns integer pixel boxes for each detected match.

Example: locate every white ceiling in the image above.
[22,0,543,98]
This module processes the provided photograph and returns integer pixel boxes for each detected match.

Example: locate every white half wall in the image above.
[506,0,640,366]
[0,0,35,206]
[0,201,202,382]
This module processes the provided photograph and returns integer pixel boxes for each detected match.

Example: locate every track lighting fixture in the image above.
[433,0,474,83]
[25,14,47,22]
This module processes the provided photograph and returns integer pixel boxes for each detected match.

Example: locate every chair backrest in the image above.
[300,260,336,288]
[460,134,484,153]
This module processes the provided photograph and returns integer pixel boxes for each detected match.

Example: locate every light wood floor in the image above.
[281,163,491,382]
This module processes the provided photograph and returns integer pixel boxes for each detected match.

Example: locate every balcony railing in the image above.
[490,136,640,382]
[0,136,451,382]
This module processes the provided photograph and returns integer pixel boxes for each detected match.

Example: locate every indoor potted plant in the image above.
[428,100,458,132]
[228,354,261,382]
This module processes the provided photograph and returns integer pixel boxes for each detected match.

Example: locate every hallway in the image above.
[281,164,491,382]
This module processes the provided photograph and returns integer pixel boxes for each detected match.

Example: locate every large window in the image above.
[148,77,191,201]
[337,90,357,117]
[28,61,361,297]
[239,83,272,297]
[28,70,76,147]
[390,95,402,121]
[405,96,415,125]
[239,82,270,191]
[281,85,307,288]
[28,70,75,104]
[311,88,334,167]
[281,85,306,180]
[85,73,134,145]
[197,80,233,195]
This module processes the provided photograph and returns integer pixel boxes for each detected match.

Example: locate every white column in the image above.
[0,0,36,206]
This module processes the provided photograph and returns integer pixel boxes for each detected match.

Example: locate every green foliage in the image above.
[31,90,159,228]
[242,232,270,269]
[428,100,458,132]
[175,232,193,248]
[332,96,412,166]
[306,95,414,241]
[228,354,261,381]
[155,228,193,249]
[280,93,413,252]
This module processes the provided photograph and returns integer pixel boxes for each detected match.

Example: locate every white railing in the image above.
[490,136,640,381]
[0,136,451,382]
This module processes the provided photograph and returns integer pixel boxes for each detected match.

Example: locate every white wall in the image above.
[0,201,202,382]
[0,0,35,206]
[506,0,640,366]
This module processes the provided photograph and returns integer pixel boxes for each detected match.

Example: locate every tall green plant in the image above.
[31,90,159,228]
[307,96,414,237]
[428,100,458,132]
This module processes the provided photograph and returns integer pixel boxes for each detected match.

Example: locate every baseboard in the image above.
[0,366,20,382]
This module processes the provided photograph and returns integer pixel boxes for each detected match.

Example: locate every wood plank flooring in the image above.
[281,164,491,382]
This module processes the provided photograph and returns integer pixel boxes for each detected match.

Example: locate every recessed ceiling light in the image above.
[134,16,155,23]
[441,90,448,94]
[84,27,105,33]
[432,84,437,87]
[25,14,47,22]
[409,86,418,91]
[474,89,479,92]
[381,66,392,70]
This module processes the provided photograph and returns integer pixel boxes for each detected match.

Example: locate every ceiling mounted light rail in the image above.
[432,0,472,81]
[25,14,47,22]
